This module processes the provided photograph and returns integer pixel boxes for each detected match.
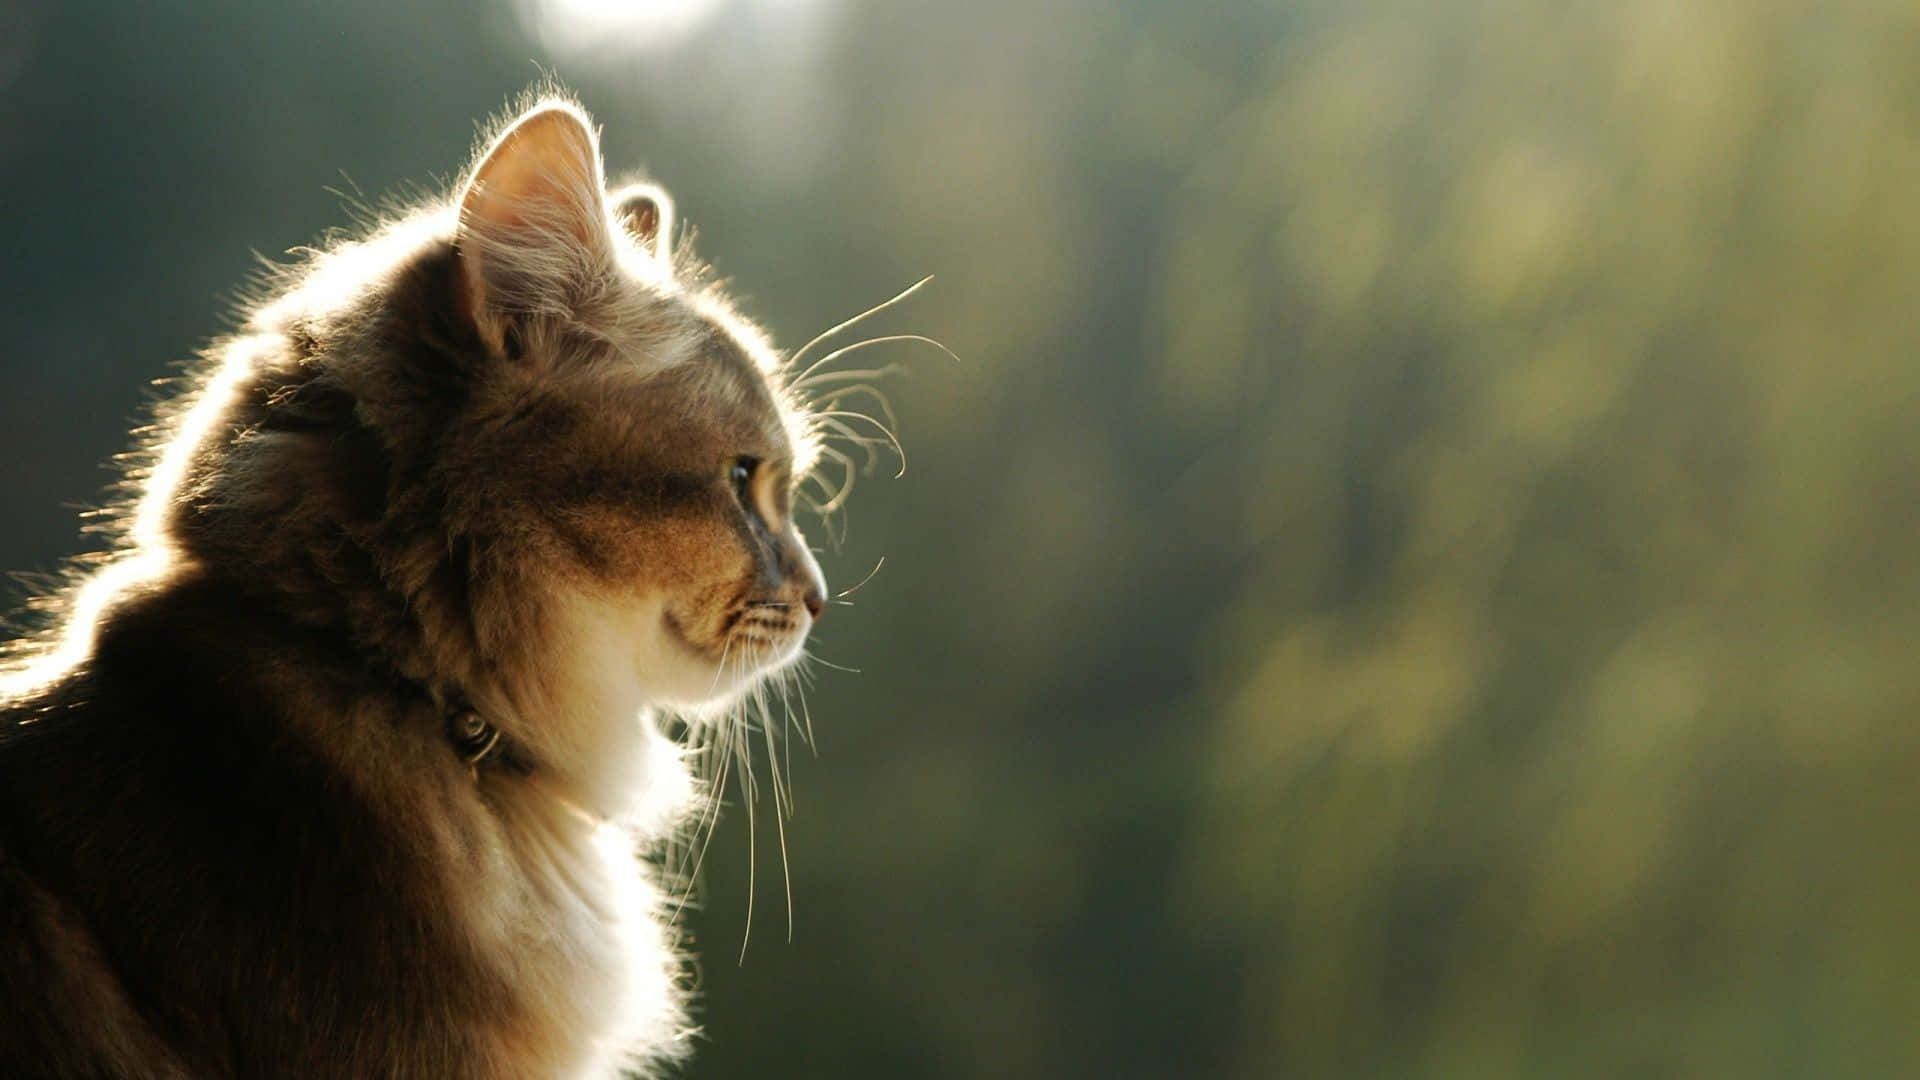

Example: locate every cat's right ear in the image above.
[453,103,615,357]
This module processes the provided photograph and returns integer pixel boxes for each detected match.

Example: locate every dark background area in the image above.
[5,1,1920,1076]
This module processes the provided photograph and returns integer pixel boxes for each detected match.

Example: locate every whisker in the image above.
[782,672,801,812]
[798,471,846,531]
[798,471,834,504]
[813,445,860,515]
[785,275,933,376]
[795,662,820,752]
[813,416,886,475]
[736,636,792,964]
[808,654,863,674]
[671,719,732,923]
[771,663,809,941]
[788,363,905,391]
[739,766,756,963]
[816,410,907,478]
[790,333,957,394]
[816,383,903,443]
[735,639,763,963]
[673,631,753,922]
[835,555,886,601]
[768,723,795,945]
[813,424,891,468]
[703,625,738,699]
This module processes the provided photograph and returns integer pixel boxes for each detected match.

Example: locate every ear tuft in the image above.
[454,102,614,349]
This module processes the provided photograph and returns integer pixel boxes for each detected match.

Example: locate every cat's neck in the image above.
[462,592,695,829]
[175,517,686,829]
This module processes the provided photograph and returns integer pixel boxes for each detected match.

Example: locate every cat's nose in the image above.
[802,588,824,622]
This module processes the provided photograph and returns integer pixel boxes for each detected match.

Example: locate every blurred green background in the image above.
[6,0,1920,1076]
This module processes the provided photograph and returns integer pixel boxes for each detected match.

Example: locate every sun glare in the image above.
[522,0,728,55]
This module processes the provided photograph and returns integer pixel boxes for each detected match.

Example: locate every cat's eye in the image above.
[730,457,758,499]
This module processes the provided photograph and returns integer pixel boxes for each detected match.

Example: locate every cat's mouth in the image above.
[662,602,811,686]
[727,601,802,636]
[719,601,810,664]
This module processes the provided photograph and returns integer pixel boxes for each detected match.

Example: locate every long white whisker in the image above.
[795,660,820,752]
[788,363,906,391]
[817,384,903,442]
[836,556,885,601]
[778,669,797,813]
[813,416,886,475]
[739,762,756,964]
[798,470,837,507]
[737,636,776,964]
[785,276,934,376]
[816,410,907,478]
[809,654,862,674]
[704,626,738,700]
[790,333,957,394]
[672,630,745,922]
[734,643,757,962]
[672,717,732,923]
[814,445,860,515]
[768,718,795,945]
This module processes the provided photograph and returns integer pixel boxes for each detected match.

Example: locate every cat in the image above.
[0,93,833,1077]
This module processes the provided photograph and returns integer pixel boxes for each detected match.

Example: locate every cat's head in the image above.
[435,101,828,711]
[165,99,828,791]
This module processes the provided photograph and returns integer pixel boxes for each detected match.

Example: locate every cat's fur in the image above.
[0,95,828,1077]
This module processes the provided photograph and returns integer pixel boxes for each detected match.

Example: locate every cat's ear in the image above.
[453,103,613,352]
[611,181,675,265]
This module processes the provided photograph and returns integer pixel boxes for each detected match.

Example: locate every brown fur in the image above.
[0,94,828,1077]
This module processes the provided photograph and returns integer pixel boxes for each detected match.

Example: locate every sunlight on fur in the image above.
[0,88,940,1077]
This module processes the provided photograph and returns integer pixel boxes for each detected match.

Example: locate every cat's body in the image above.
[0,96,828,1077]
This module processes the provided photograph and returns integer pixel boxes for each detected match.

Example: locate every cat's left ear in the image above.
[611,181,675,265]
[453,102,614,354]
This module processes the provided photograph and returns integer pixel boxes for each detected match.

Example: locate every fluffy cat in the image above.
[0,94,832,1077]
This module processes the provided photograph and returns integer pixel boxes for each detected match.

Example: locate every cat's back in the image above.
[0,841,194,1079]
[0,575,524,1077]
[0,576,263,1079]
